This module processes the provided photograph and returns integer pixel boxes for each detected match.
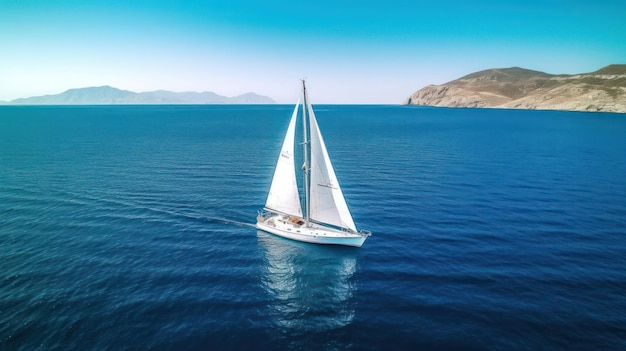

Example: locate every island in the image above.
[403,64,626,113]
[4,86,276,105]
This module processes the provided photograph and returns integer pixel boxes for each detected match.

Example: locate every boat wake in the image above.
[199,216,256,228]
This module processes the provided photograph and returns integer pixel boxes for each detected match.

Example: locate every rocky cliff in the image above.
[404,65,626,113]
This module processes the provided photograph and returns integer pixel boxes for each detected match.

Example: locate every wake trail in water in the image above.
[196,216,256,228]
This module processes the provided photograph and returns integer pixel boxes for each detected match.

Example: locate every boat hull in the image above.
[256,215,368,247]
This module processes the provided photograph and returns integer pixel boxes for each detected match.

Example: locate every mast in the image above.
[301,80,311,225]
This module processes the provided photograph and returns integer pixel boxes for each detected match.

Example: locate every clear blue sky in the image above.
[1,0,624,103]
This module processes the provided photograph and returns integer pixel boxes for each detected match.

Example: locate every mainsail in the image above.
[264,100,303,217]
[307,103,357,232]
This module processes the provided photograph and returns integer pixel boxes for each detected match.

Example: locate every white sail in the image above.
[307,103,357,232]
[265,100,303,217]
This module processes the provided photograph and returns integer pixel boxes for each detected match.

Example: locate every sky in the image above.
[1,0,625,103]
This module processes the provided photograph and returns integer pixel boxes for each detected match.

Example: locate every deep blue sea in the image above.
[1,105,625,350]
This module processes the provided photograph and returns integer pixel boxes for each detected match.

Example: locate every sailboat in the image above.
[256,80,371,247]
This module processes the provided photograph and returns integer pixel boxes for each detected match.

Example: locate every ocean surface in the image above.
[1,105,625,350]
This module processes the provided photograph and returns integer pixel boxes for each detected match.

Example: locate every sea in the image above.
[1,105,625,350]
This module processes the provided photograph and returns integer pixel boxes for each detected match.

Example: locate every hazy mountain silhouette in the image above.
[7,86,276,104]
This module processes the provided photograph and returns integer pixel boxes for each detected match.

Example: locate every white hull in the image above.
[256,214,369,247]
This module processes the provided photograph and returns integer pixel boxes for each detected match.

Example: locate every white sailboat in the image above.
[257,80,371,247]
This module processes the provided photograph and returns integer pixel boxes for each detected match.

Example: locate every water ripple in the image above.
[1,105,625,350]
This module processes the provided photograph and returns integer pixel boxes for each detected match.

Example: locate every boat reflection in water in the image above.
[257,231,358,343]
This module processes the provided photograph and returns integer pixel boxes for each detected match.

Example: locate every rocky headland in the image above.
[404,64,626,113]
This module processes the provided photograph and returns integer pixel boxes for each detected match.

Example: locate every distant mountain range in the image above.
[404,64,626,113]
[2,86,276,105]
